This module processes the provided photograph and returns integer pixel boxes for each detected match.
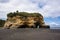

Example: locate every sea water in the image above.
[50,27,60,29]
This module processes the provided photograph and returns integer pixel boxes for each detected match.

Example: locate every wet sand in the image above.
[0,28,60,40]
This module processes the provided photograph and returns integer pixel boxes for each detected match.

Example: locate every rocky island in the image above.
[3,11,50,29]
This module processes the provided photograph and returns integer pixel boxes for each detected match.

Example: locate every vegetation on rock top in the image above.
[7,10,42,17]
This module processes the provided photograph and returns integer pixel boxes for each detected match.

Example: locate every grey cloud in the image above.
[0,0,10,3]
[38,2,46,8]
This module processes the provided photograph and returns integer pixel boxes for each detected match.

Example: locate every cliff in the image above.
[3,11,50,29]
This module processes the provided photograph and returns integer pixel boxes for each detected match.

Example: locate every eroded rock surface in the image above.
[3,11,50,29]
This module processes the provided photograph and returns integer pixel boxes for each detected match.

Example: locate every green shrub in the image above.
[0,19,5,27]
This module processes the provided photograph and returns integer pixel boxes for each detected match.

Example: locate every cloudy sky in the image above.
[0,0,60,27]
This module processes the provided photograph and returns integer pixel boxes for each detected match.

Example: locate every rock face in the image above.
[3,11,50,29]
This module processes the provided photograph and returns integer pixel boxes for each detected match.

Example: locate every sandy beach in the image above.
[0,28,60,40]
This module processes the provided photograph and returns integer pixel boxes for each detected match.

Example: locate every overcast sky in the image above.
[0,0,60,27]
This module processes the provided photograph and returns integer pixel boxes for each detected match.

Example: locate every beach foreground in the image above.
[0,28,60,40]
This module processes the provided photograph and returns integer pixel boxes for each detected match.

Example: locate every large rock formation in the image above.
[3,11,50,29]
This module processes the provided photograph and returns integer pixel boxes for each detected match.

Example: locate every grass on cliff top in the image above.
[7,11,42,17]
